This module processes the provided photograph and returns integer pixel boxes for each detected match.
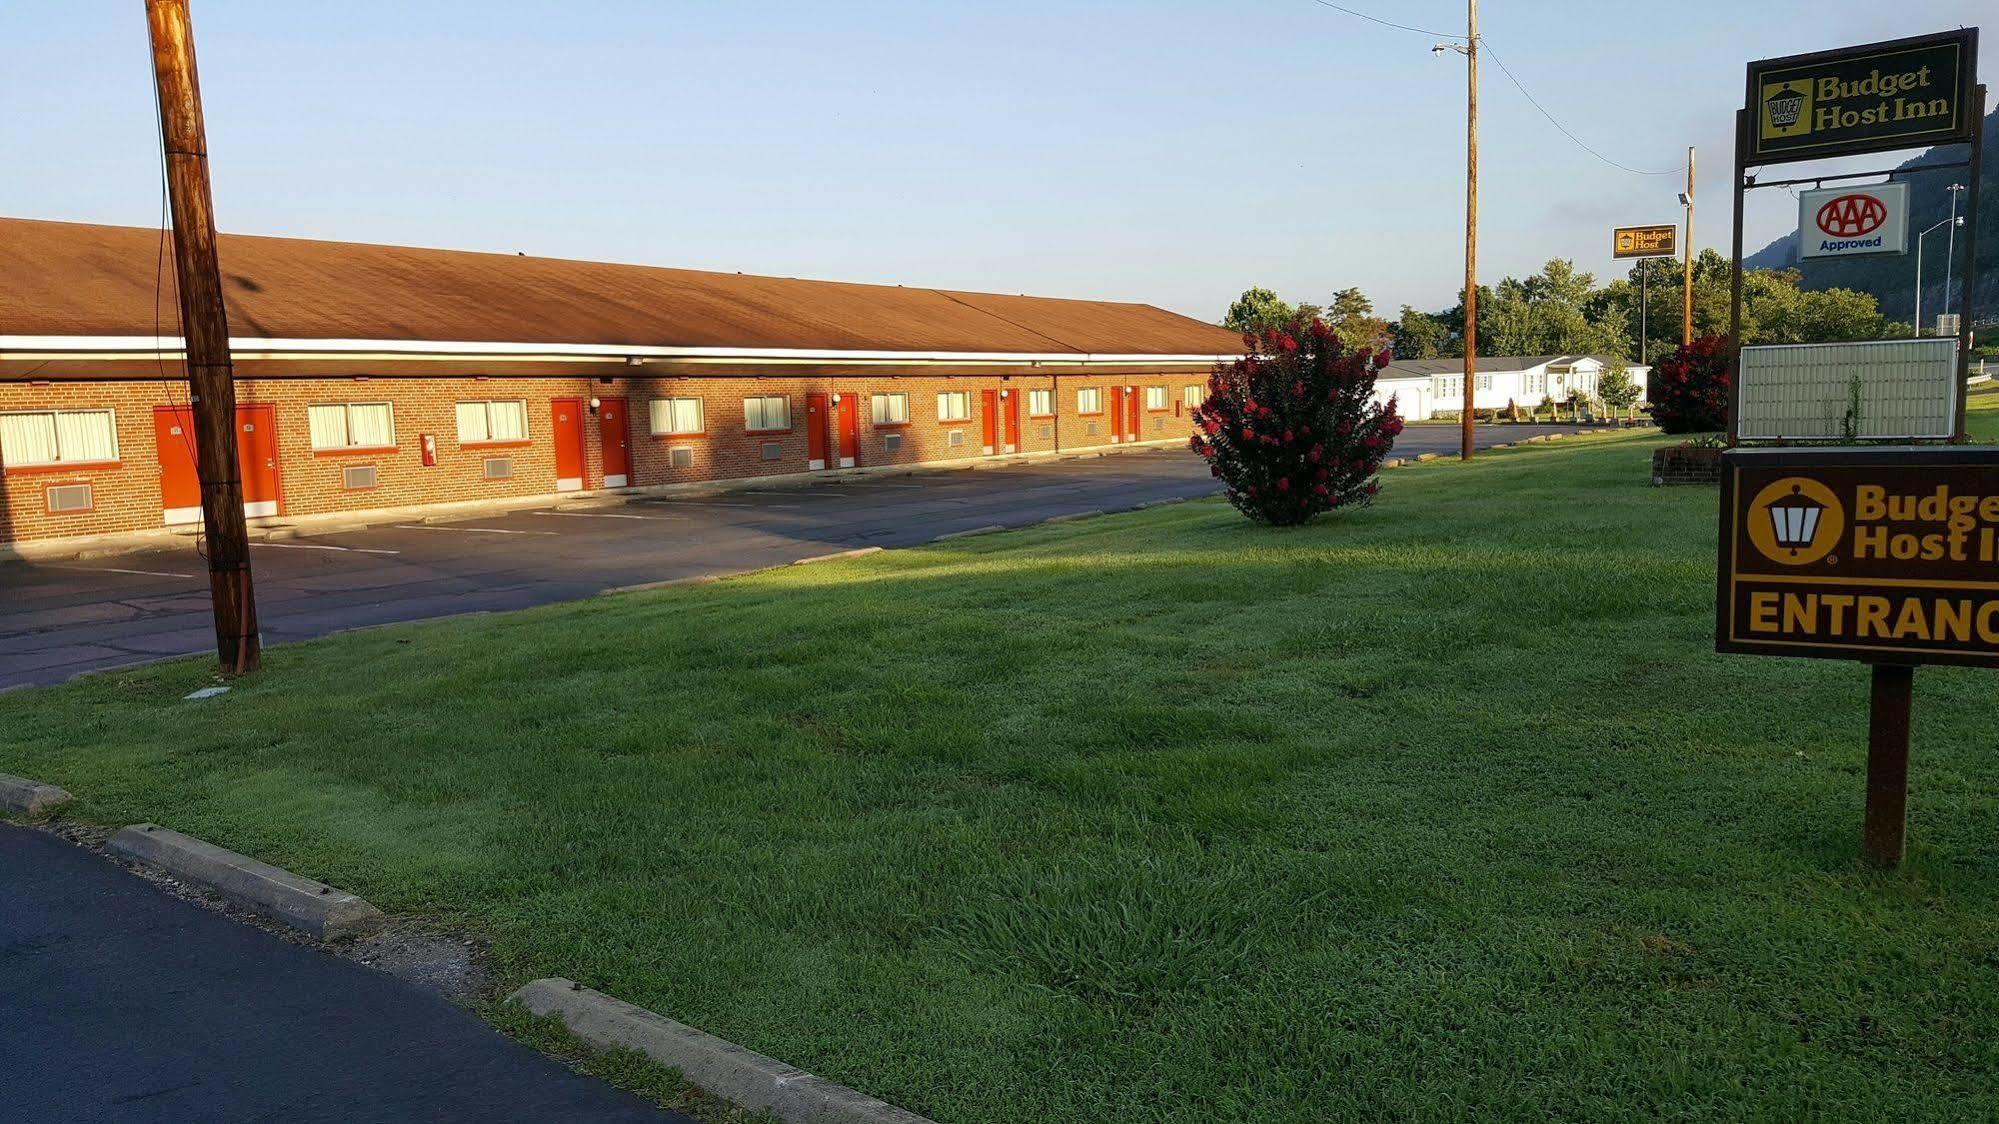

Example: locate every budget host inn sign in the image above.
[1719,448,1999,668]
[1750,29,1977,163]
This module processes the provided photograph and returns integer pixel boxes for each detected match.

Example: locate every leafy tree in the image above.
[1223,288,1297,335]
[1191,318,1403,526]
[1389,306,1449,359]
[1649,335,1731,434]
[1326,287,1391,354]
[1597,359,1640,413]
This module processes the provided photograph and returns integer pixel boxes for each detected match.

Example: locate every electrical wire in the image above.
[1478,37,1686,176]
[1304,0,1465,39]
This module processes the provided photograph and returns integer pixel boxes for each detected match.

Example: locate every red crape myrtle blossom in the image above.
[1649,334,1732,434]
[1188,317,1403,526]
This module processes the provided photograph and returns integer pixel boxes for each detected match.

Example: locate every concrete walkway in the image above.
[0,824,685,1123]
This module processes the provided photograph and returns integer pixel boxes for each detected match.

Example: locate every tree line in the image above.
[1225,251,1911,364]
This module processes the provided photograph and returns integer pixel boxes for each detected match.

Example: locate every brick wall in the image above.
[1651,444,1723,487]
[0,369,1210,544]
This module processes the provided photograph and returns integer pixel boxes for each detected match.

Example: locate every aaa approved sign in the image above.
[1718,448,1999,667]
[1798,182,1908,258]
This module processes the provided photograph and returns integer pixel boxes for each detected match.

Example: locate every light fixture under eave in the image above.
[624,356,644,367]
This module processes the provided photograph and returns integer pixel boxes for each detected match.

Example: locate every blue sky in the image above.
[2,2,1986,322]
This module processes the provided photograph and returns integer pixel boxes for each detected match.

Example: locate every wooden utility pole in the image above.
[147,0,260,673]
[1682,146,1696,346]
[1460,0,1479,462]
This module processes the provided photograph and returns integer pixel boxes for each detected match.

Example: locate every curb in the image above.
[792,547,884,566]
[1041,509,1105,524]
[510,979,936,1124]
[107,824,384,940]
[931,524,1005,542]
[600,574,724,597]
[0,773,73,815]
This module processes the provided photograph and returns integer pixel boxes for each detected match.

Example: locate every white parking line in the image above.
[258,542,402,555]
[50,565,195,579]
[531,510,683,521]
[390,524,557,536]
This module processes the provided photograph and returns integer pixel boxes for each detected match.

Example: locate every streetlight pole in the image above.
[1915,216,1962,338]
[1943,182,1966,330]
[1682,147,1695,346]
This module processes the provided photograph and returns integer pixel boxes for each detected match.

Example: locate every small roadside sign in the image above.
[1718,447,1999,667]
[1797,182,1909,259]
[1748,30,1979,164]
[1718,446,1999,865]
[1613,224,1677,259]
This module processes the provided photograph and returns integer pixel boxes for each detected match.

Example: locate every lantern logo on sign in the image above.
[1815,194,1888,238]
[1746,477,1844,566]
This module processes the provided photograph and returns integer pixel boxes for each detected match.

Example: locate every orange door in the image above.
[153,404,282,525]
[551,398,585,491]
[980,390,998,455]
[1002,389,1021,453]
[1126,386,1141,441]
[1108,387,1126,443]
[836,394,859,467]
[598,397,630,488]
[806,393,830,469]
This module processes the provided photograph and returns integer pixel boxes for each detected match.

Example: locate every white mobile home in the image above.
[1372,355,1649,421]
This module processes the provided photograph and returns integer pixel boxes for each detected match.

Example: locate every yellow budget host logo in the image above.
[1747,477,1843,565]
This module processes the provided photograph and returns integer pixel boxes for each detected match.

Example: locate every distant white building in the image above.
[1372,355,1649,420]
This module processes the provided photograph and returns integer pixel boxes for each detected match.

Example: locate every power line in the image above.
[1479,37,1686,176]
[1304,0,1464,40]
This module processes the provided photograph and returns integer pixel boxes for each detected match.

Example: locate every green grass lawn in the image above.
[6,431,1998,1122]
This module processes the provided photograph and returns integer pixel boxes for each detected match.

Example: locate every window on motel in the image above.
[0,409,118,467]
[456,400,529,444]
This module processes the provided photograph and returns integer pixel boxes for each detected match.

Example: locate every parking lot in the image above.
[0,428,1569,689]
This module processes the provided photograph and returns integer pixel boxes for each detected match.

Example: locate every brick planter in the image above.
[1651,444,1723,486]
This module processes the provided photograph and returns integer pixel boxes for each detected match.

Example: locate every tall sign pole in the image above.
[147,0,261,674]
[1683,146,1696,345]
[1460,0,1478,462]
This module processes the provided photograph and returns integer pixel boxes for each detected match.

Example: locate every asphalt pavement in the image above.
[0,823,684,1123]
[0,431,1568,689]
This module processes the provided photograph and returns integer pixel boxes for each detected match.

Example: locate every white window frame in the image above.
[0,408,120,468]
[1144,386,1168,411]
[1475,373,1493,391]
[1184,385,1204,410]
[871,392,909,426]
[307,402,396,451]
[1077,387,1104,414]
[650,397,705,436]
[935,391,970,422]
[455,399,530,445]
[1027,389,1054,417]
[743,395,791,432]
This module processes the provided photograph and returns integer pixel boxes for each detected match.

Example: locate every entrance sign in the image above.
[1719,448,1999,668]
[1797,182,1909,259]
[1736,338,1958,442]
[1748,30,1978,164]
[1613,224,1677,259]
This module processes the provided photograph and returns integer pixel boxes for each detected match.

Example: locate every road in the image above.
[0,431,1566,689]
[0,824,683,1123]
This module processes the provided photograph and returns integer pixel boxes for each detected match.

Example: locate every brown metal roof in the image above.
[0,217,1241,356]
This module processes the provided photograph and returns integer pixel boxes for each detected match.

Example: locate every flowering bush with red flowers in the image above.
[1189,318,1403,526]
[1649,334,1731,434]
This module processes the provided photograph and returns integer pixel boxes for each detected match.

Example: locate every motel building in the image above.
[0,218,1246,553]
[1372,355,1650,421]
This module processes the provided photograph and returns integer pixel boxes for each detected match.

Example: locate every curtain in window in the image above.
[349,403,394,447]
[673,399,702,433]
[488,401,528,441]
[55,410,117,461]
[308,405,350,449]
[0,413,60,465]
[456,402,490,442]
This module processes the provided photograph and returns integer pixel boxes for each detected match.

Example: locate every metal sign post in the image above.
[1614,225,1678,365]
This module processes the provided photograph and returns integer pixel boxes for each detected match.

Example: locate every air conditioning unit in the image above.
[342,464,378,490]
[46,483,92,513]
[483,457,514,479]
